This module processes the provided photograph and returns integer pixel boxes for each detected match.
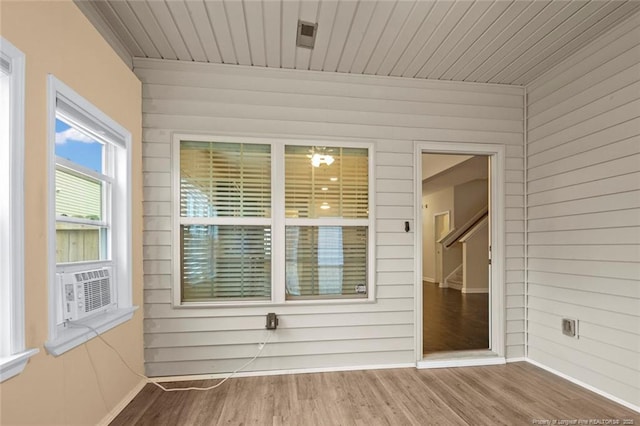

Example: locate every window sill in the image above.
[0,348,40,383]
[44,306,138,357]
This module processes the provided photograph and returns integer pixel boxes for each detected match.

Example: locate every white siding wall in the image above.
[526,13,640,407]
[136,58,525,377]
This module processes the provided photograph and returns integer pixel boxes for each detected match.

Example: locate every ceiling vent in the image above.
[296,20,317,49]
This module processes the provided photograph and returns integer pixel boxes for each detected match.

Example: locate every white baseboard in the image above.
[150,363,416,383]
[97,379,147,426]
[462,288,489,294]
[423,276,435,283]
[448,282,463,291]
[506,357,526,363]
[525,358,640,414]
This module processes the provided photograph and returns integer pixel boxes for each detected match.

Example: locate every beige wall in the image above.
[421,187,454,282]
[453,178,489,226]
[0,2,143,425]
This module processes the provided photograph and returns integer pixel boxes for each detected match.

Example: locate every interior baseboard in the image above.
[423,276,435,283]
[97,378,147,426]
[150,362,416,383]
[505,357,526,363]
[461,288,489,294]
[525,358,640,414]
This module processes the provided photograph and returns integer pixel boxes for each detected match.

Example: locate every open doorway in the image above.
[421,153,489,356]
[415,142,505,367]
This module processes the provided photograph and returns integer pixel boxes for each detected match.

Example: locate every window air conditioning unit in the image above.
[59,267,115,321]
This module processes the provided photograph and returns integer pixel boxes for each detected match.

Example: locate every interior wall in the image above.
[137,57,525,376]
[0,2,144,425]
[453,178,489,226]
[526,11,640,408]
[421,187,454,282]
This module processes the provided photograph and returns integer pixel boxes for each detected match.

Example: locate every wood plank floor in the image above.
[111,363,639,425]
[423,281,489,354]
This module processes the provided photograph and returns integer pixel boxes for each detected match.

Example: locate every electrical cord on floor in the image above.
[67,321,274,392]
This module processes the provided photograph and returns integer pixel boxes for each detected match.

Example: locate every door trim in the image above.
[414,141,506,364]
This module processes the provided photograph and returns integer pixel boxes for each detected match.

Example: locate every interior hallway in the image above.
[423,281,489,355]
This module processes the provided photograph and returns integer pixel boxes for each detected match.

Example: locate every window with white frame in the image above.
[175,136,374,305]
[0,37,38,382]
[45,76,135,356]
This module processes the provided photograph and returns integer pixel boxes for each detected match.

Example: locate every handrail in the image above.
[440,206,488,249]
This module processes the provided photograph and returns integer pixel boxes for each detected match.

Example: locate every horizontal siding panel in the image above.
[528,99,640,156]
[145,324,414,348]
[143,231,171,246]
[376,180,413,193]
[145,311,414,333]
[528,271,640,299]
[527,309,640,352]
[528,172,640,207]
[528,283,640,316]
[528,209,640,232]
[528,245,640,263]
[376,272,414,286]
[142,114,523,145]
[142,142,171,158]
[528,227,640,246]
[140,81,524,120]
[528,190,640,219]
[527,299,640,334]
[144,298,414,319]
[528,258,640,281]
[145,337,414,362]
[143,98,522,134]
[145,350,415,377]
[143,201,172,217]
[528,154,640,195]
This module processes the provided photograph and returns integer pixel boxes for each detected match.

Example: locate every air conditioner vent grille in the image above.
[84,278,111,313]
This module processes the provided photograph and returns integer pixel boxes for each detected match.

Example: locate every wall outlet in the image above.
[562,318,578,338]
[266,312,278,330]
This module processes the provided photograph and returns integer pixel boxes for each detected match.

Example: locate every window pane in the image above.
[180,141,271,218]
[55,168,103,221]
[285,146,368,219]
[181,225,271,301]
[286,226,367,299]
[55,118,104,173]
[56,222,106,263]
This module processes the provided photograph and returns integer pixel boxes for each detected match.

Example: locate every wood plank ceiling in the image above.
[76,0,640,86]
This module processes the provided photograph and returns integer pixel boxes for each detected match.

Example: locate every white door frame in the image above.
[414,141,506,367]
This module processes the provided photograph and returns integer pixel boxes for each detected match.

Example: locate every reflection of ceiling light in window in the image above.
[320,202,330,210]
[330,177,338,181]
[321,187,328,191]
[311,153,334,167]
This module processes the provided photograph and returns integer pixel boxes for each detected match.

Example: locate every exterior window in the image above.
[55,118,110,263]
[284,146,369,300]
[175,137,374,305]
[179,141,272,302]
[45,76,135,356]
[0,37,38,382]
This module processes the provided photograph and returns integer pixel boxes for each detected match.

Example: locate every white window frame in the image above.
[44,76,136,356]
[0,37,39,382]
[172,134,376,307]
